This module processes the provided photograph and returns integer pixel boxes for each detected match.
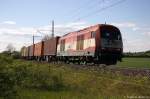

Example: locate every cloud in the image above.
[0,21,150,52]
[111,22,150,52]
[0,40,27,52]
[0,21,89,52]
[143,32,150,37]
[38,21,89,36]
[132,27,140,31]
[147,32,150,36]
[124,39,150,52]
[132,27,150,33]
[111,22,136,28]
[0,25,36,36]
[2,21,16,25]
[111,22,150,34]
[0,21,88,37]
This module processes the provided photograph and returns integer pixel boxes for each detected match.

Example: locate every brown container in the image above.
[34,41,44,56]
[43,37,60,56]
[28,45,34,57]
[25,47,29,57]
[20,46,26,57]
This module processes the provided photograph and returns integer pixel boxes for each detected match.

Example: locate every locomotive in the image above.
[21,24,123,65]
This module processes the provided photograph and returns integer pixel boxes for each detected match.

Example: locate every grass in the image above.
[14,60,150,99]
[117,57,150,68]
[17,88,100,99]
[0,55,150,99]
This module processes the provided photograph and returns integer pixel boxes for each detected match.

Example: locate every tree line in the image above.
[1,43,150,58]
[123,50,150,58]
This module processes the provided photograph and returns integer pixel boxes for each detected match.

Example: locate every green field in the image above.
[0,55,150,99]
[117,57,150,68]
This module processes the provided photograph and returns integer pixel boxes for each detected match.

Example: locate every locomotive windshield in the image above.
[101,27,121,40]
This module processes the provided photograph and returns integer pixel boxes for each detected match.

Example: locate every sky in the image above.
[0,0,150,52]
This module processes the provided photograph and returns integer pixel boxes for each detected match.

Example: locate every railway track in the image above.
[33,60,150,77]
[64,63,150,77]
[109,67,150,77]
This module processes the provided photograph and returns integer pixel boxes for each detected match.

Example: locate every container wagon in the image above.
[43,37,60,62]
[34,41,44,61]
[20,46,29,59]
[28,45,35,60]
[20,46,26,58]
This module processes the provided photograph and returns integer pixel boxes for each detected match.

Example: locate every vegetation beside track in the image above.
[0,53,150,99]
[117,57,150,68]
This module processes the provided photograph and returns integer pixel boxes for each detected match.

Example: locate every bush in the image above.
[24,68,65,91]
[50,73,65,91]
[11,51,21,59]
[0,62,17,98]
[9,62,66,92]
[13,64,30,86]
[0,54,13,66]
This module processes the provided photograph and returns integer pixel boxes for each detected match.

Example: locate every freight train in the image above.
[21,24,123,65]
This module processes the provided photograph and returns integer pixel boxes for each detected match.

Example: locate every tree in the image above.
[6,43,15,53]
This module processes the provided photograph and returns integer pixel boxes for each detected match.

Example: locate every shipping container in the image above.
[43,37,60,56]
[28,45,34,57]
[25,47,29,57]
[20,46,26,57]
[34,41,44,56]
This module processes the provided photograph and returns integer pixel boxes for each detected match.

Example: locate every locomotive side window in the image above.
[91,31,96,38]
[77,35,84,50]
[60,39,65,51]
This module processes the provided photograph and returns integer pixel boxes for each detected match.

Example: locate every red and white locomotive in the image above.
[21,24,123,65]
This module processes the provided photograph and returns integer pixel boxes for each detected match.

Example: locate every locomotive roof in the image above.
[62,24,117,37]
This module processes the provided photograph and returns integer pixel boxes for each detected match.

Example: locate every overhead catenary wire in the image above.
[65,0,126,22]
[52,0,126,38]
[71,0,126,22]
[69,0,113,20]
[33,0,126,40]
[65,0,95,17]
[63,0,106,23]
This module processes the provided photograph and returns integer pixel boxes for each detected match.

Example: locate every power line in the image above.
[65,0,93,16]
[62,0,105,23]
[70,0,102,17]
[31,0,126,41]
[73,0,126,22]
[70,0,112,20]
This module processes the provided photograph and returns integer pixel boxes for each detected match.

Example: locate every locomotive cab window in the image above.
[117,34,121,40]
[101,31,110,38]
[101,29,121,40]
